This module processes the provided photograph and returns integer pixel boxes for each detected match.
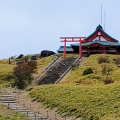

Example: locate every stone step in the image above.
[0,89,48,120]
[14,109,30,112]
[0,98,16,101]
[0,95,15,97]
[1,102,17,106]
[1,100,16,103]
[23,112,48,120]
[10,106,27,110]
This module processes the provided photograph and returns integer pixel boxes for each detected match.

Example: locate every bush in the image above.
[83,67,93,75]
[27,61,37,71]
[102,65,113,76]
[113,57,120,65]
[72,63,79,70]
[14,61,37,89]
[104,79,114,84]
[97,56,109,63]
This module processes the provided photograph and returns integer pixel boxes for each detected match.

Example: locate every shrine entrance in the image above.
[60,37,86,58]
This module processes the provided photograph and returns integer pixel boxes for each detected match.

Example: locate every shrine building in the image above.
[57,25,120,57]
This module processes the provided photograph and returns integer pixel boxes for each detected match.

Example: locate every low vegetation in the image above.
[0,55,56,88]
[37,55,56,68]
[14,61,37,89]
[29,54,120,120]
[1,54,120,119]
[30,84,120,120]
[61,54,120,85]
[0,63,15,88]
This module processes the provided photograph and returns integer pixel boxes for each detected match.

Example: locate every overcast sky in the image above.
[0,0,120,59]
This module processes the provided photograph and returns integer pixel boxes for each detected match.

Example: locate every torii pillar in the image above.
[60,37,86,58]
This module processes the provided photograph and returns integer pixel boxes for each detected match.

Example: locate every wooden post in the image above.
[30,104,31,109]
[104,47,106,54]
[34,114,36,120]
[27,111,28,116]
[47,111,48,117]
[55,114,57,120]
[116,48,118,55]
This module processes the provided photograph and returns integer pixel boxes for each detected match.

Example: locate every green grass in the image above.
[29,54,120,120]
[37,56,56,68]
[0,104,30,120]
[0,64,15,88]
[0,56,56,87]
[30,83,120,120]
[61,54,120,85]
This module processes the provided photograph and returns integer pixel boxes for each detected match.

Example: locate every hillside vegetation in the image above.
[0,56,56,88]
[0,63,15,88]
[60,54,120,85]
[30,54,120,120]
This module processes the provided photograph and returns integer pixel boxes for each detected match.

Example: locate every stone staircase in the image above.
[0,88,48,120]
[36,57,79,85]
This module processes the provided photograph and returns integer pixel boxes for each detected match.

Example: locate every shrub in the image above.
[104,79,114,84]
[97,56,109,63]
[14,64,32,89]
[83,67,93,75]
[14,61,37,89]
[113,57,120,65]
[72,63,79,70]
[102,65,113,76]
[27,60,37,71]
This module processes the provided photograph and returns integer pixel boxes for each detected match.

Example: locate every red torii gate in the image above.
[60,37,86,58]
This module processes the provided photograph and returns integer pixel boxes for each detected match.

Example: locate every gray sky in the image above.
[0,0,120,59]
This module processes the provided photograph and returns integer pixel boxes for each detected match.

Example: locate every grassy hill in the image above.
[29,54,120,120]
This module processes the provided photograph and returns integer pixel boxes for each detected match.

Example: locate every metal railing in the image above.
[55,57,82,84]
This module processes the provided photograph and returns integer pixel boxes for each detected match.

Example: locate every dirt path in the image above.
[17,90,75,120]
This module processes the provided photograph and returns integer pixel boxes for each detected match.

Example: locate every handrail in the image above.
[35,56,61,84]
[45,56,60,72]
[55,57,82,84]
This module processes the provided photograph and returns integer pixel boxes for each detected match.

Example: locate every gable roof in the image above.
[71,40,120,47]
[85,25,118,42]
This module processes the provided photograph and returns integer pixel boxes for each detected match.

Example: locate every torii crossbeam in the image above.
[60,37,86,58]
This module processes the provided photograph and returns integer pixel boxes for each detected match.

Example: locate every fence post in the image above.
[64,116,66,120]
[8,103,9,109]
[30,104,31,109]
[55,114,57,120]
[34,113,36,120]
[27,111,28,116]
[47,111,48,118]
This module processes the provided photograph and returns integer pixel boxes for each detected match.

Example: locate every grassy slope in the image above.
[30,54,120,120]
[33,55,56,80]
[61,54,120,85]
[0,63,15,88]
[37,55,56,68]
[0,104,30,120]
[0,56,56,87]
